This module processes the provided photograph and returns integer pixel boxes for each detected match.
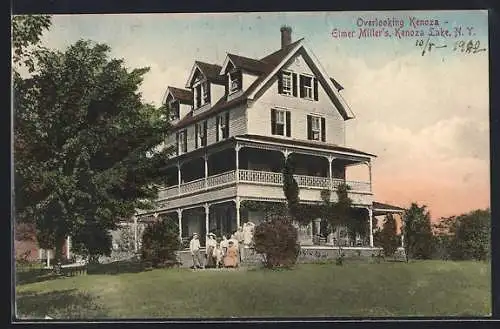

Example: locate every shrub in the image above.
[253,215,300,269]
[140,217,181,268]
[448,209,490,261]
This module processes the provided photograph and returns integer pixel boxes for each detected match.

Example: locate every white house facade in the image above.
[133,27,405,254]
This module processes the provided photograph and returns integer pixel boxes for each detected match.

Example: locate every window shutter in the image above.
[195,124,199,148]
[206,82,211,104]
[225,112,230,137]
[203,121,208,146]
[292,73,297,97]
[176,133,179,155]
[216,116,220,141]
[307,115,312,140]
[271,109,277,135]
[183,131,187,152]
[299,75,304,98]
[237,71,243,90]
[225,75,229,96]
[277,71,283,94]
[285,111,291,137]
[314,78,319,101]
[321,117,326,142]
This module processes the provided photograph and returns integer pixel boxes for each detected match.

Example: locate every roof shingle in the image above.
[168,86,193,104]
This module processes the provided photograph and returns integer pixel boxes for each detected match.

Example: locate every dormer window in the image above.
[228,70,242,94]
[194,80,210,108]
[168,100,180,120]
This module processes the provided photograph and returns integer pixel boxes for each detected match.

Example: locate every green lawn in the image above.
[15,260,491,319]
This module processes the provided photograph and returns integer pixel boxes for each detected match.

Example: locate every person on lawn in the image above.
[220,235,229,257]
[223,240,239,268]
[189,233,203,269]
[205,233,217,268]
[213,242,223,269]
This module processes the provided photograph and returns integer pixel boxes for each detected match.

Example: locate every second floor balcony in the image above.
[154,135,375,211]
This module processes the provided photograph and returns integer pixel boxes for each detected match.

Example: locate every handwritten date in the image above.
[415,38,486,56]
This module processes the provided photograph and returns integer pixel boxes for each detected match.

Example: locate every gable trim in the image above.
[220,55,235,75]
[247,40,355,120]
[185,63,205,88]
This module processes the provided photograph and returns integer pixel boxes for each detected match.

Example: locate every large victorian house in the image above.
[134,26,404,253]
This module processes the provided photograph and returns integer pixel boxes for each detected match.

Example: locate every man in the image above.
[189,233,203,269]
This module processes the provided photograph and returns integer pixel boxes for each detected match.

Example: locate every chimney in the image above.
[280,25,292,49]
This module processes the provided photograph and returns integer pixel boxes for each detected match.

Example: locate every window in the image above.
[300,75,319,101]
[271,109,291,137]
[278,71,297,97]
[194,80,210,108]
[195,121,207,148]
[216,112,230,141]
[229,70,242,93]
[168,100,180,120]
[307,115,326,142]
[176,130,187,155]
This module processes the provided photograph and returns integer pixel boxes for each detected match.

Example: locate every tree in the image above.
[379,213,400,257]
[14,39,175,263]
[448,209,490,261]
[282,157,301,222]
[402,203,434,261]
[12,15,52,72]
[141,217,181,268]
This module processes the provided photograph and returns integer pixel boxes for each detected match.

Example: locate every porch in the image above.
[156,135,374,210]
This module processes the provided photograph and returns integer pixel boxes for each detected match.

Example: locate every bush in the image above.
[253,215,300,269]
[140,217,181,268]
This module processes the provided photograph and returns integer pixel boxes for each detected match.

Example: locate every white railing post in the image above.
[327,156,334,192]
[177,209,183,243]
[235,196,241,229]
[235,144,240,184]
[204,203,210,246]
[177,161,182,195]
[204,154,208,190]
[133,216,138,252]
[368,207,374,248]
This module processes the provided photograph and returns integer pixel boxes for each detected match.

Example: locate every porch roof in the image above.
[236,134,377,158]
[373,201,406,216]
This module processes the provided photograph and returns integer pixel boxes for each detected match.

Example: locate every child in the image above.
[213,243,223,269]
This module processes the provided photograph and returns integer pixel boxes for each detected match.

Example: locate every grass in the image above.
[15,260,491,319]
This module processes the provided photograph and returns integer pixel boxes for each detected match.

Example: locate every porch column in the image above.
[235,197,241,229]
[235,144,241,183]
[367,161,372,193]
[38,248,43,261]
[177,161,182,194]
[327,156,334,191]
[46,250,51,268]
[133,216,138,252]
[368,207,374,247]
[177,209,183,242]
[204,154,208,189]
[204,203,210,245]
[66,236,71,260]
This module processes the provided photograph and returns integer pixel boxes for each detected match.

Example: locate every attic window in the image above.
[299,75,319,101]
[194,80,210,108]
[168,100,180,120]
[229,70,242,94]
[278,70,297,97]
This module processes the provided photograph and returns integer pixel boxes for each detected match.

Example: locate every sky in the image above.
[31,10,490,221]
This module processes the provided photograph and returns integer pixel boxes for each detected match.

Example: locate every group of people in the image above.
[189,222,256,269]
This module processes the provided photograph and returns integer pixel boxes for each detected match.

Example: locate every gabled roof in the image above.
[373,202,406,214]
[176,37,351,128]
[165,86,193,105]
[185,61,225,87]
[220,53,273,75]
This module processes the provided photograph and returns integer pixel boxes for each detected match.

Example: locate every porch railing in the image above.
[157,169,371,200]
[206,170,236,187]
[239,169,282,184]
